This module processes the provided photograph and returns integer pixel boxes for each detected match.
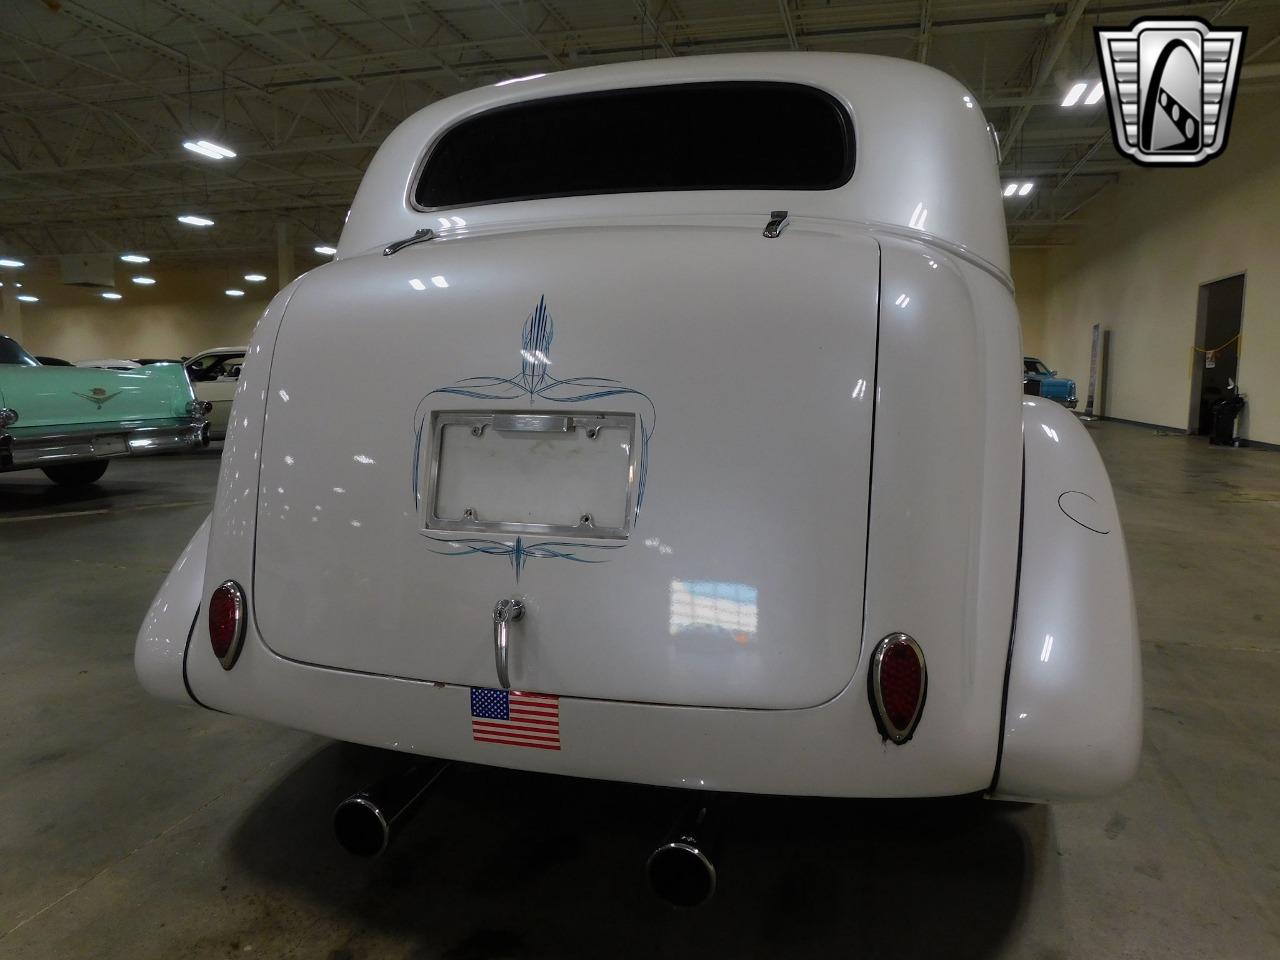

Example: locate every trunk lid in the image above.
[1,363,193,427]
[253,221,879,709]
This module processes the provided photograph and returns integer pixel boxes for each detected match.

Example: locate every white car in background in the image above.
[76,358,141,370]
[184,346,246,440]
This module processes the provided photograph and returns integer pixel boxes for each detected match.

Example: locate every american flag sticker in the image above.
[470,687,561,750]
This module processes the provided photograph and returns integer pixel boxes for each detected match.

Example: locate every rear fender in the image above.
[134,514,209,705]
[993,401,1142,800]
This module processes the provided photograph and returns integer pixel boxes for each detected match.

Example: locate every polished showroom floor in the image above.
[1,422,1278,958]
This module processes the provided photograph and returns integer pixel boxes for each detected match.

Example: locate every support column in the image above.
[276,220,295,292]
[1,285,22,343]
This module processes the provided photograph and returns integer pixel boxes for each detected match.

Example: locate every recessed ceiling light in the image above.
[1003,183,1018,197]
[16,294,38,302]
[102,291,123,300]
[243,273,267,282]
[1061,82,1088,107]
[182,139,236,160]
[120,253,150,264]
[0,258,24,268]
[225,288,245,297]
[178,215,214,227]
[1084,82,1104,105]
[314,245,337,256]
[132,276,156,285]
[409,278,426,291]
[430,275,448,288]
[1018,182,1035,196]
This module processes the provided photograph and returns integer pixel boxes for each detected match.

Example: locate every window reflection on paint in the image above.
[669,580,758,643]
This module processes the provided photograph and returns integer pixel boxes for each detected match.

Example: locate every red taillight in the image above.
[869,633,927,744]
[209,580,246,669]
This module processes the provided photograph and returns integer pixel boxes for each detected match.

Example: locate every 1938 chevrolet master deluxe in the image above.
[137,53,1141,891]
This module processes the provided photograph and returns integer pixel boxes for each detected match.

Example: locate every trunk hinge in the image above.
[383,228,437,256]
[762,210,791,238]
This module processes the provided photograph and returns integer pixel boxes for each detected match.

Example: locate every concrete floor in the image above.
[1,422,1278,959]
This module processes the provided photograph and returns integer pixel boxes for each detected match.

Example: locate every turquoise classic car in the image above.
[1,334,209,485]
[1023,356,1078,409]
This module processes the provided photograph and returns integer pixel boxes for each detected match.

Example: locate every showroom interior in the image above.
[2,1,1279,957]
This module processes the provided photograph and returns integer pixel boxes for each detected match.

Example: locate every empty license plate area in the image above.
[92,434,128,457]
[425,411,637,538]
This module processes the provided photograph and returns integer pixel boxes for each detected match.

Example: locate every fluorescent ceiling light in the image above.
[102,292,123,300]
[182,139,236,160]
[1018,182,1035,196]
[409,278,426,291]
[132,276,156,285]
[120,253,150,264]
[17,294,38,302]
[314,245,337,256]
[0,258,24,268]
[178,214,214,227]
[1061,82,1088,107]
[1085,82,1104,105]
[1002,183,1018,197]
[430,275,448,288]
[243,273,267,282]
[225,288,245,297]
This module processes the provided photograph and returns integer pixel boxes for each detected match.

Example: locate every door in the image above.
[1190,274,1244,435]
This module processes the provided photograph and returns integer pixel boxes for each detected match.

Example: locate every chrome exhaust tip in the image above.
[647,799,718,907]
[333,759,449,858]
[333,795,391,857]
[647,838,717,907]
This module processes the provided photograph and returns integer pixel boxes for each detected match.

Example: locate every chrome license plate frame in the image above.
[422,410,639,540]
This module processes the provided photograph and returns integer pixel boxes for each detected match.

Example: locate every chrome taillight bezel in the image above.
[209,579,247,670]
[868,632,928,744]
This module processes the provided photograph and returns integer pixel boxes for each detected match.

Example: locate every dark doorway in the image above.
[1190,274,1245,436]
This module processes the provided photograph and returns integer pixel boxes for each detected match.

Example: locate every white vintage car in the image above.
[137,53,1141,902]
[184,346,247,440]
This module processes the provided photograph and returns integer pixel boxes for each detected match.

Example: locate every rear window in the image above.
[414,82,855,209]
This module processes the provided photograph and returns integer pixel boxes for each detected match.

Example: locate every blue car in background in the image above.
[1023,357,1077,409]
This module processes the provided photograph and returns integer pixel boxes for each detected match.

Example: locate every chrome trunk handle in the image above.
[492,598,525,689]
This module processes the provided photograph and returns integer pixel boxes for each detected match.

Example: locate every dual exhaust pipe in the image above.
[333,763,718,906]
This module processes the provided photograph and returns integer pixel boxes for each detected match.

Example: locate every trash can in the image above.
[1210,395,1246,446]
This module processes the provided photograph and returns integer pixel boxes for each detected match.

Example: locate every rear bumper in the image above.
[0,416,207,471]
[186,630,997,798]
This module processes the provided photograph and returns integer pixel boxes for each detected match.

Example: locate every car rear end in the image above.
[148,54,1031,798]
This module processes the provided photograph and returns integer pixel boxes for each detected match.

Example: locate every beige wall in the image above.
[14,264,271,363]
[1032,92,1280,445]
[1012,248,1048,359]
